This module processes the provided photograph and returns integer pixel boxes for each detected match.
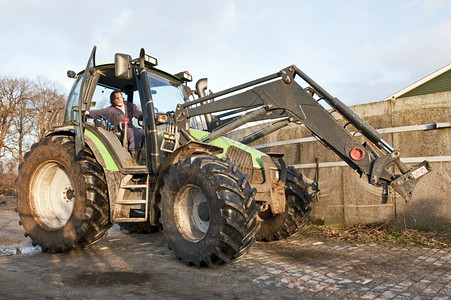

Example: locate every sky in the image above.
[1,0,451,105]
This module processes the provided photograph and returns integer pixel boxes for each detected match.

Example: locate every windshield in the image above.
[146,72,185,113]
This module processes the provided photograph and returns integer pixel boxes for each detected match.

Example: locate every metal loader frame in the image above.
[174,65,430,202]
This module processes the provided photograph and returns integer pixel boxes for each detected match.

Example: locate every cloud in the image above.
[220,1,238,38]
[375,19,451,82]
[419,0,449,15]
[1,0,451,105]
[113,10,133,28]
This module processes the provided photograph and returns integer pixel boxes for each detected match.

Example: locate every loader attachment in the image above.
[390,161,430,202]
[175,65,431,202]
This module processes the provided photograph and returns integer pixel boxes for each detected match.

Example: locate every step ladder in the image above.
[113,174,149,222]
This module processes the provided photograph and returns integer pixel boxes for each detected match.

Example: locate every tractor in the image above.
[17,47,430,267]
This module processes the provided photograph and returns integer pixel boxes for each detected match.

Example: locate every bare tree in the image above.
[0,77,32,161]
[0,159,18,193]
[11,88,35,164]
[0,75,67,192]
[31,77,66,141]
[5,77,66,164]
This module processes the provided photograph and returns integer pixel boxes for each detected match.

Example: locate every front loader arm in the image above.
[175,65,430,201]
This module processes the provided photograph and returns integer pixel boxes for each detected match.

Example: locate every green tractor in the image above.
[17,47,429,267]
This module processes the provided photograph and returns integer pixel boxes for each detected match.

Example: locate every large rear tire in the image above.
[160,155,259,267]
[255,166,313,242]
[17,136,111,252]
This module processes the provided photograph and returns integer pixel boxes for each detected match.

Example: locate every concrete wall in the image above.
[233,92,451,230]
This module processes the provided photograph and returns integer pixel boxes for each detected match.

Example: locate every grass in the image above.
[300,221,451,249]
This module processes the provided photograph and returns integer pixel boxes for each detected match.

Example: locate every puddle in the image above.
[0,244,41,256]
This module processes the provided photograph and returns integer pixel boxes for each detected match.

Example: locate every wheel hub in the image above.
[65,188,75,202]
[197,202,209,222]
[174,185,210,242]
[30,162,75,231]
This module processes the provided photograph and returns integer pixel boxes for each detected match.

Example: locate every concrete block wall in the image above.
[234,92,451,231]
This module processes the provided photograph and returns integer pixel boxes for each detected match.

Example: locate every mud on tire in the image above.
[17,135,111,252]
[256,166,313,242]
[160,155,259,267]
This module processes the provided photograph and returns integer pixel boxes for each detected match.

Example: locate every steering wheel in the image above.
[137,107,159,127]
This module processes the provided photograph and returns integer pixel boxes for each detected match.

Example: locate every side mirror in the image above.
[115,53,133,79]
[67,70,77,78]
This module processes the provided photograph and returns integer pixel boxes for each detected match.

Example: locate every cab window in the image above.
[64,74,84,123]
[89,84,143,128]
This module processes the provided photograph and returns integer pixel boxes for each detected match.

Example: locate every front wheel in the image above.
[17,136,111,252]
[160,155,259,267]
[256,167,313,242]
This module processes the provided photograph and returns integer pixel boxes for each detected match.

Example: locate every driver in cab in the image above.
[87,90,144,160]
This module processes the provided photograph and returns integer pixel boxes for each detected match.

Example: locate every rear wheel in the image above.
[256,166,313,242]
[160,155,259,267]
[17,136,111,252]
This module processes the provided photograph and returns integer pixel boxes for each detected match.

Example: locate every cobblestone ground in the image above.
[1,209,451,299]
[237,239,451,299]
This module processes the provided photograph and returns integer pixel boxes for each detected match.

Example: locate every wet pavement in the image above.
[1,201,451,299]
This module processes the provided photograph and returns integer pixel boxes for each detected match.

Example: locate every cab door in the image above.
[75,46,97,155]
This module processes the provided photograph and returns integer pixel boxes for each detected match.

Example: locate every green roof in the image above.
[386,63,451,99]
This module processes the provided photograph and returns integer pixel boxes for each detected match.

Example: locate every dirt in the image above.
[0,236,21,244]
[1,223,451,299]
[0,197,27,246]
[1,197,451,298]
[0,196,16,212]
[301,221,451,249]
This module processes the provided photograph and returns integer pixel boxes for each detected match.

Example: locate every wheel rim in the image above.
[30,162,75,231]
[174,185,210,242]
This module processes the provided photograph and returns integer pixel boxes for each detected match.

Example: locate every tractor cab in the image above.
[63,47,191,172]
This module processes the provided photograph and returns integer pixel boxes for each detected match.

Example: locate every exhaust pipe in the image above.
[195,78,213,127]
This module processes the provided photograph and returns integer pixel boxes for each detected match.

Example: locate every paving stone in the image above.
[1,209,451,299]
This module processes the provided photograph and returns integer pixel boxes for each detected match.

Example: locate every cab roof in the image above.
[79,63,185,93]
